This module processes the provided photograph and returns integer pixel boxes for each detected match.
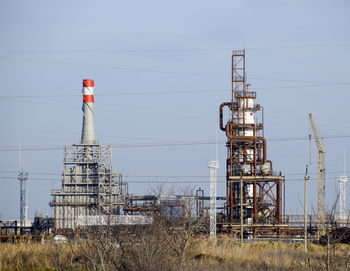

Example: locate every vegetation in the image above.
[2,197,349,271]
[1,237,350,271]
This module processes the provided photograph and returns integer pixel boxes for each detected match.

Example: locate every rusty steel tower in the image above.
[219,50,285,237]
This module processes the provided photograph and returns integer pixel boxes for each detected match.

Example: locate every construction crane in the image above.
[308,113,326,238]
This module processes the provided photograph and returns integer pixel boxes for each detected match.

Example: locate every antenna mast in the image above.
[18,141,28,232]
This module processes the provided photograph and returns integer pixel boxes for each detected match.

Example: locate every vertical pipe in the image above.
[240,174,244,243]
[230,182,234,221]
[284,177,286,224]
[253,181,257,234]
[262,106,264,138]
[304,165,309,253]
[277,172,282,235]
[231,55,234,122]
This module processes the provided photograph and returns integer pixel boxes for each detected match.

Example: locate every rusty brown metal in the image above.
[219,50,285,237]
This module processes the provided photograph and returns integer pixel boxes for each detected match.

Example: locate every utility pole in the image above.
[304,165,309,253]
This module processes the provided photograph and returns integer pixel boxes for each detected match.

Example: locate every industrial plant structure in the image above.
[2,51,348,242]
[335,152,349,224]
[219,50,285,237]
[50,79,125,229]
[339,174,348,221]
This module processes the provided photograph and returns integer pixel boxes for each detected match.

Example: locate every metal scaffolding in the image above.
[219,50,285,237]
[209,160,219,238]
[18,142,28,231]
[50,144,125,229]
[18,171,28,229]
[339,175,348,220]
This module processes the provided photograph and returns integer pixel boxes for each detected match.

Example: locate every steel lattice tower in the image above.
[339,175,348,220]
[18,142,28,230]
[18,171,28,229]
[339,151,348,221]
[209,160,219,237]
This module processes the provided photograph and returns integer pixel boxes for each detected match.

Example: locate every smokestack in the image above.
[81,79,96,144]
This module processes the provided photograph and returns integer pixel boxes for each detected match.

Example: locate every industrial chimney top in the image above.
[81,79,96,144]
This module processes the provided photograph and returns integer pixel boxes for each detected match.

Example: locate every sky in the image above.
[0,0,350,220]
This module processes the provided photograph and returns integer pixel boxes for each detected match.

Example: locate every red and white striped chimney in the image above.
[81,79,95,144]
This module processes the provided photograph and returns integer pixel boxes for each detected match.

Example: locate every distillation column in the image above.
[219,50,284,237]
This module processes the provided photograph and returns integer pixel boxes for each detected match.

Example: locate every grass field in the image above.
[0,238,349,271]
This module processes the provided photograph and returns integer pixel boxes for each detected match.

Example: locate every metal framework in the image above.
[337,151,348,223]
[308,113,326,237]
[50,144,125,229]
[339,175,348,221]
[209,160,219,237]
[123,194,205,221]
[18,142,28,232]
[0,217,54,237]
[18,171,28,230]
[219,50,284,237]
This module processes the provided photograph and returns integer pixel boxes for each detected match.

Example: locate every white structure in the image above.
[236,85,256,220]
[209,160,219,238]
[81,79,96,144]
[51,79,125,229]
[339,151,348,221]
[338,174,348,221]
[18,142,28,229]
[77,215,152,226]
[237,84,255,137]
[18,171,28,229]
[335,151,348,223]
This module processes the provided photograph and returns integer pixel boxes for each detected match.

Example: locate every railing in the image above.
[232,50,245,55]
[234,91,256,99]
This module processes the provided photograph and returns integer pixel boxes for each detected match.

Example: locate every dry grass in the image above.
[0,242,86,271]
[187,239,308,270]
[186,238,350,271]
[0,238,349,271]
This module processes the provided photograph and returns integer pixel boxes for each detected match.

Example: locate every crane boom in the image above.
[308,113,326,238]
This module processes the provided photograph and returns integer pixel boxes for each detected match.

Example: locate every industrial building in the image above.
[42,53,350,237]
[219,50,285,237]
[50,79,126,229]
[1,51,348,242]
[49,79,204,231]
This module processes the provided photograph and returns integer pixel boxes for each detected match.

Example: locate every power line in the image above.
[0,89,228,99]
[0,175,328,184]
[0,55,227,78]
[1,82,350,99]
[246,43,350,50]
[0,171,345,180]
[1,134,350,152]
[0,43,349,53]
[2,53,350,86]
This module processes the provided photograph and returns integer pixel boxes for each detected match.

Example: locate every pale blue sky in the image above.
[0,0,350,220]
